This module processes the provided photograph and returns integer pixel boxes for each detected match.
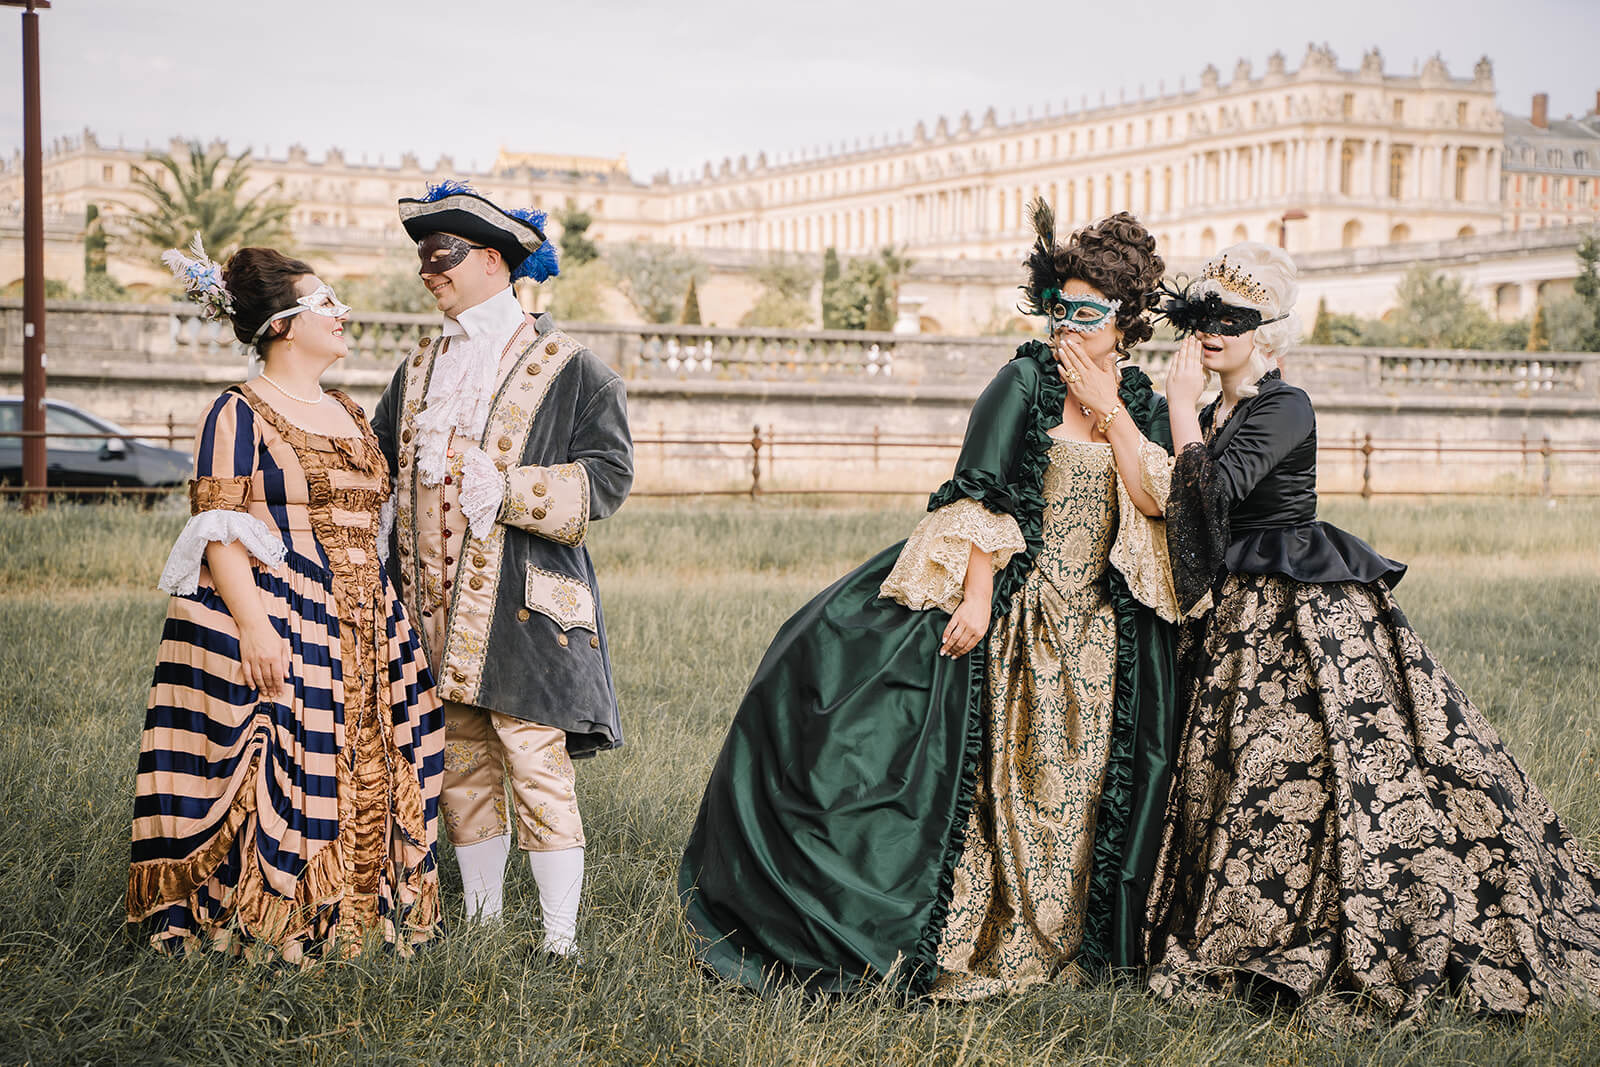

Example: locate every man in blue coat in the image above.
[372,182,633,955]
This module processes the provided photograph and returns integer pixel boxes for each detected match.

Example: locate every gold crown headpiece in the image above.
[1200,255,1271,307]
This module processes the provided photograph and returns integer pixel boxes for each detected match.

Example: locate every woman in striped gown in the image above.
[126,244,445,960]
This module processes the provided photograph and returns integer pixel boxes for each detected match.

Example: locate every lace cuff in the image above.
[157,510,287,596]
[1109,438,1182,623]
[188,475,250,515]
[376,494,396,564]
[880,497,1025,613]
[459,448,505,542]
[1166,442,1230,618]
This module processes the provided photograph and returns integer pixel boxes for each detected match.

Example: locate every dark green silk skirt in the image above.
[678,543,983,995]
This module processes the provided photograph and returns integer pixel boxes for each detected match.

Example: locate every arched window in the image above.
[1458,225,1476,238]
[1456,149,1471,201]
[1389,148,1406,199]
[1388,223,1412,243]
[1231,224,1248,243]
[1199,226,1216,249]
[1341,219,1362,248]
[1340,141,1356,195]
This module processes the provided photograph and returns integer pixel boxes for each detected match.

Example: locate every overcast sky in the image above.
[2,0,1597,181]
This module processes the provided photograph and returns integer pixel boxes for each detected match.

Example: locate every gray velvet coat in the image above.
[373,312,633,757]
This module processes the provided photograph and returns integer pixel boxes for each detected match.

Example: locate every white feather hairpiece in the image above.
[161,233,234,323]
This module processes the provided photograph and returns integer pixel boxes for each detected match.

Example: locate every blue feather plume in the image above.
[508,206,559,282]
[420,178,477,202]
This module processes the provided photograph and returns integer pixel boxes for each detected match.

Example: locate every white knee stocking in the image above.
[454,833,511,920]
[526,846,585,955]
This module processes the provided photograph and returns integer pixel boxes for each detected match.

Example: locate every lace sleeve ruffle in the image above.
[1108,437,1180,623]
[157,510,288,596]
[880,497,1026,614]
[376,493,396,564]
[1165,441,1229,618]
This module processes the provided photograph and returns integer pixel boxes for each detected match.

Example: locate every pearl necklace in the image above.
[257,372,324,405]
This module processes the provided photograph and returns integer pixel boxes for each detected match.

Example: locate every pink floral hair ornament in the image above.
[161,233,234,323]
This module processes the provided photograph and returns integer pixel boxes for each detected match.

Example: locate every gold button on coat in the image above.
[449,688,465,702]
[526,364,541,375]
[498,436,513,452]
[401,429,414,443]
[545,341,559,355]
[412,354,424,366]
[516,609,531,622]
[472,554,487,567]
[531,507,547,520]
[557,633,569,647]
[589,635,600,648]
[419,337,432,348]
[532,482,546,496]
[468,576,484,590]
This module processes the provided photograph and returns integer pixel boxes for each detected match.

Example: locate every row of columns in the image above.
[691,135,1502,252]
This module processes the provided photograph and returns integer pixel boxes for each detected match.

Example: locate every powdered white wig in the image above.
[1195,241,1302,397]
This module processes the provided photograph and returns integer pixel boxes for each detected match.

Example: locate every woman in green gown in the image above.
[680,205,1184,997]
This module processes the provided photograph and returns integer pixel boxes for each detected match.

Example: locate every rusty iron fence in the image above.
[4,425,1600,501]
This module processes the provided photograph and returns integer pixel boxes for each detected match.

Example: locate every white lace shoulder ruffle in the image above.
[157,509,287,596]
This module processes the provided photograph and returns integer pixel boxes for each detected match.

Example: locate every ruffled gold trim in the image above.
[188,475,251,514]
[1109,437,1181,623]
[880,498,1026,614]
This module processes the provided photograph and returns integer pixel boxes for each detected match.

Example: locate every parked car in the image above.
[0,397,192,491]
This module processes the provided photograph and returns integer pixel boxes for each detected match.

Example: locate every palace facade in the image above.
[3,44,1598,332]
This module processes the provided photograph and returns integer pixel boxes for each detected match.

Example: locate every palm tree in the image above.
[123,141,294,261]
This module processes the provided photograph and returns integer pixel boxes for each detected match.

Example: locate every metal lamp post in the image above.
[4,0,51,510]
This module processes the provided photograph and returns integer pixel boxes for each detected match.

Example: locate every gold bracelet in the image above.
[1095,403,1123,435]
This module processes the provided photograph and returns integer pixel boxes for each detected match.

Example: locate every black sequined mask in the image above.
[1155,278,1283,337]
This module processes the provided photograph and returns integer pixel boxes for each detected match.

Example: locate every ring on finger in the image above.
[1064,370,1082,384]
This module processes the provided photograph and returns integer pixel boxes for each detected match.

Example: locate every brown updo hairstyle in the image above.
[221,247,315,356]
[1018,201,1165,355]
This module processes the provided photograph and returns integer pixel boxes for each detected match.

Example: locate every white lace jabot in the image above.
[414,286,527,486]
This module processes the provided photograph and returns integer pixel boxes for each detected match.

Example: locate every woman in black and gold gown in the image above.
[681,206,1184,998]
[1144,241,1600,1018]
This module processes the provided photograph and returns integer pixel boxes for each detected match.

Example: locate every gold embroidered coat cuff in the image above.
[1108,437,1182,623]
[501,461,590,546]
[880,498,1026,613]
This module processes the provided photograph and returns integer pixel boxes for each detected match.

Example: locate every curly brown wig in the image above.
[1018,199,1165,352]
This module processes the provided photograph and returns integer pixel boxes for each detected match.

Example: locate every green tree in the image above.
[1545,294,1598,351]
[545,258,612,323]
[681,275,702,325]
[820,248,844,328]
[337,260,438,314]
[866,281,892,331]
[1308,297,1334,344]
[739,254,814,328]
[607,242,706,324]
[123,142,294,263]
[1526,302,1550,351]
[1573,236,1600,349]
[79,203,129,302]
[556,208,600,267]
[1388,266,1498,349]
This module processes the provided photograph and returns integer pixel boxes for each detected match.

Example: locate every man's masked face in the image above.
[417,232,488,277]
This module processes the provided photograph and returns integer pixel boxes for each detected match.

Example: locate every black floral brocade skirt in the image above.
[1144,572,1600,1018]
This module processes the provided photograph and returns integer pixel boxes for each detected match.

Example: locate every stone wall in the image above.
[3,301,1598,494]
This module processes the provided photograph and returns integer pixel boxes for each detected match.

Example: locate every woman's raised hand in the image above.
[1055,333,1121,416]
[1166,336,1207,410]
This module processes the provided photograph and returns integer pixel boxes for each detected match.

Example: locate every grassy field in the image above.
[1,497,1598,1065]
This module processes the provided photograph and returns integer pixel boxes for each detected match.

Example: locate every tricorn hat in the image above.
[397,180,560,283]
